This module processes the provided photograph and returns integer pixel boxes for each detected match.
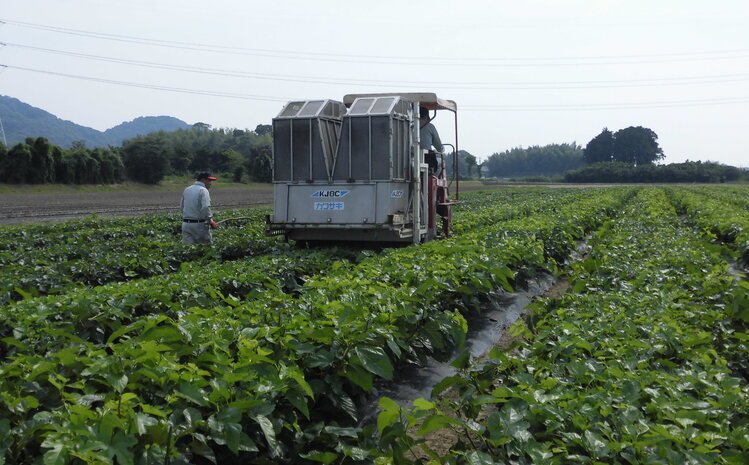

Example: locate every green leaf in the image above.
[177,382,208,406]
[285,389,310,419]
[109,431,137,465]
[431,375,463,397]
[323,426,359,438]
[111,375,129,393]
[450,349,470,369]
[288,371,314,397]
[107,320,145,344]
[253,415,281,457]
[43,444,65,465]
[190,439,217,464]
[377,397,401,434]
[217,407,241,424]
[417,414,462,436]
[464,450,495,465]
[343,362,374,391]
[224,422,242,455]
[354,346,394,380]
[135,413,158,435]
[412,398,436,412]
[300,451,339,464]
[584,430,610,458]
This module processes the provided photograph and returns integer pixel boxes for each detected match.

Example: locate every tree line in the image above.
[0,138,124,184]
[483,143,584,178]
[565,161,746,183]
[0,124,274,185]
[573,126,747,183]
[121,124,273,184]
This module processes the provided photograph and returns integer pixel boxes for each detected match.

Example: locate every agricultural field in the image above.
[0,186,747,464]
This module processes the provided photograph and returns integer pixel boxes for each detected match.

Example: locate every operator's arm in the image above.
[431,125,444,152]
[199,189,213,221]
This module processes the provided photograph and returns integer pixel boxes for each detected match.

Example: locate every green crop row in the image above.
[451,188,581,235]
[0,188,630,464]
[0,247,366,358]
[688,186,749,211]
[374,188,749,464]
[667,187,749,265]
[0,188,570,305]
[0,208,280,304]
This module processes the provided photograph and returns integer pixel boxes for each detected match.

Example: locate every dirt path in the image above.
[0,187,275,225]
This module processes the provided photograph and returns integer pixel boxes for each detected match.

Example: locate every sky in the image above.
[1,0,748,166]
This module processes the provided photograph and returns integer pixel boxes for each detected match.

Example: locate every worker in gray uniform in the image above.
[419,106,443,174]
[180,172,217,244]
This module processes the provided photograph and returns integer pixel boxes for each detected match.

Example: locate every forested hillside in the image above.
[0,95,190,148]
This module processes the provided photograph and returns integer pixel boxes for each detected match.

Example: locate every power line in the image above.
[5,41,749,90]
[0,64,291,102]
[3,18,749,67]
[463,96,749,111]
[3,63,748,111]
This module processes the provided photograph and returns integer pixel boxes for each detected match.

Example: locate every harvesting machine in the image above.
[265,92,459,245]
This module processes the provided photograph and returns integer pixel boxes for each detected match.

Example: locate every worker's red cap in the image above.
[196,172,217,181]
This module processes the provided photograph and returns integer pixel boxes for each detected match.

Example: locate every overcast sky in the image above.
[2,0,748,165]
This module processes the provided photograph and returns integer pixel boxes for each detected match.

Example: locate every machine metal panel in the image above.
[376,181,410,223]
[298,100,324,117]
[350,118,371,181]
[273,100,345,183]
[279,101,306,117]
[287,184,376,224]
[271,183,290,222]
[291,120,312,181]
[371,116,391,180]
[350,98,375,115]
[273,119,292,181]
[371,97,396,114]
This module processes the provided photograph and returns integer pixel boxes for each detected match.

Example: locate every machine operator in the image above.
[419,106,443,174]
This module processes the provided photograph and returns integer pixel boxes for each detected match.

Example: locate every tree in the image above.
[70,140,87,151]
[0,143,7,179]
[122,134,170,184]
[28,137,55,183]
[445,150,477,178]
[254,124,272,136]
[4,143,32,183]
[66,150,99,184]
[584,128,614,164]
[247,146,272,182]
[463,152,477,178]
[612,126,664,165]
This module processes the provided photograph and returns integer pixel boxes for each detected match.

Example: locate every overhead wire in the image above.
[3,41,749,90]
[3,63,748,111]
[2,18,749,67]
[0,64,291,102]
[2,17,747,111]
[463,96,749,111]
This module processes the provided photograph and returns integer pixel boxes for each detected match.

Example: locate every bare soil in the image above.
[0,182,518,226]
[0,187,275,225]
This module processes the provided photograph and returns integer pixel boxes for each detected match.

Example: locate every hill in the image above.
[0,95,191,148]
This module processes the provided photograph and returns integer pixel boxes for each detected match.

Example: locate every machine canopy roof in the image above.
[342,92,457,112]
